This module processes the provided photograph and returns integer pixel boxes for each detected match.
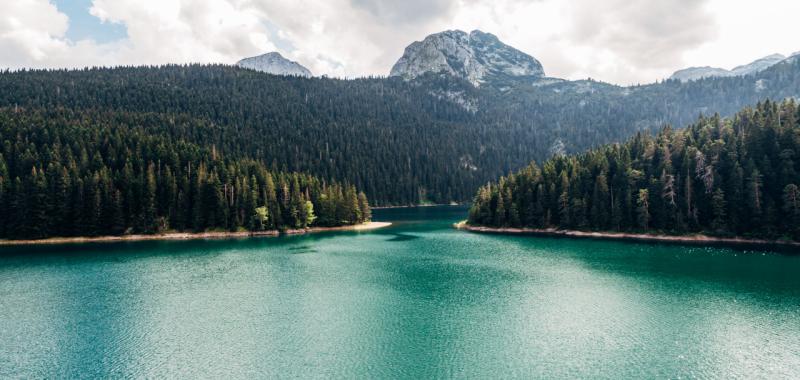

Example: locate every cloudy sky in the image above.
[2,0,798,85]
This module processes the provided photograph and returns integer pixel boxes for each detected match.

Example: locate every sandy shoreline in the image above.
[0,222,392,246]
[454,221,800,250]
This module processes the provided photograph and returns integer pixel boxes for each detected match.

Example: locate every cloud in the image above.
[245,0,454,78]
[0,0,70,67]
[562,0,717,82]
[0,0,798,85]
[349,0,455,24]
[0,0,277,70]
[88,0,276,65]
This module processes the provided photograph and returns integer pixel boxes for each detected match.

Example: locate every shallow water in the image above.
[1,206,798,378]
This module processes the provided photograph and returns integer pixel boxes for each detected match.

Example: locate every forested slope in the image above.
[1,59,799,206]
[468,100,800,240]
[0,109,370,239]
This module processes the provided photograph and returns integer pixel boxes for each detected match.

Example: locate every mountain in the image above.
[785,51,800,64]
[237,52,312,77]
[730,53,786,75]
[669,54,786,82]
[1,31,800,207]
[389,30,544,86]
[668,66,732,82]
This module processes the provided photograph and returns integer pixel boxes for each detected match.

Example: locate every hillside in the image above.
[0,109,370,240]
[1,40,799,206]
[467,100,800,240]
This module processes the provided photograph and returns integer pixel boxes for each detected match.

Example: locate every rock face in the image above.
[783,51,800,64]
[237,52,312,77]
[389,30,544,86]
[669,54,786,82]
[669,66,732,82]
[731,54,786,75]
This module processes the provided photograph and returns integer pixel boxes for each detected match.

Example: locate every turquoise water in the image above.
[0,206,798,378]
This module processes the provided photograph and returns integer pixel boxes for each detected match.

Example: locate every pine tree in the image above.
[636,189,650,231]
[711,188,727,233]
[494,190,506,227]
[783,184,800,238]
[0,154,6,237]
[29,167,49,238]
[10,177,28,237]
[591,172,609,229]
[358,192,371,222]
[746,168,764,221]
[110,189,126,234]
[142,162,158,232]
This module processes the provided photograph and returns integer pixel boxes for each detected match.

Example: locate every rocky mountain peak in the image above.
[730,53,785,75]
[669,53,787,82]
[237,52,312,77]
[389,29,544,86]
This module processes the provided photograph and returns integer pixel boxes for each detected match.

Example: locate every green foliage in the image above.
[253,206,269,231]
[302,201,317,227]
[0,109,370,239]
[636,189,650,231]
[469,100,800,240]
[2,61,799,206]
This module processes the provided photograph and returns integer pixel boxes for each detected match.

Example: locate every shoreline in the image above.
[371,202,462,210]
[0,222,392,247]
[454,221,800,250]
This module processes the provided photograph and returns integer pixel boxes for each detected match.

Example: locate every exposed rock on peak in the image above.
[669,66,731,82]
[669,54,786,82]
[731,53,785,75]
[237,52,312,77]
[389,30,544,86]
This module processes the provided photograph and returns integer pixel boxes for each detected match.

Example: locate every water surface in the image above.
[1,206,798,378]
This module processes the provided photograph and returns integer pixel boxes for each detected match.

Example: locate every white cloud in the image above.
[436,0,719,84]
[1,0,798,85]
[0,0,276,70]
[87,0,277,65]
[0,0,70,67]
[681,0,800,71]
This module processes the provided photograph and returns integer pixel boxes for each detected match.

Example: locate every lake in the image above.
[0,206,798,378]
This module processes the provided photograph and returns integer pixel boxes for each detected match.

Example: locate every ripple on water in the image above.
[0,206,798,378]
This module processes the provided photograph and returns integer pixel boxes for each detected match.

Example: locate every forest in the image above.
[1,59,799,206]
[468,100,800,240]
[0,109,370,240]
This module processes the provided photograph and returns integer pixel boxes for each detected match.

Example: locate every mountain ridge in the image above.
[237,52,312,77]
[669,53,788,82]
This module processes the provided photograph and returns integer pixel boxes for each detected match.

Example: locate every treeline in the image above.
[469,100,800,240]
[0,65,483,205]
[1,61,799,206]
[0,109,370,240]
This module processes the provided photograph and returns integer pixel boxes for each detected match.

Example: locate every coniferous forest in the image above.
[468,100,800,240]
[1,60,799,206]
[0,109,370,239]
[1,61,800,240]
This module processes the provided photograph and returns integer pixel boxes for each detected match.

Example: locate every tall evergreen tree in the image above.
[468,101,800,240]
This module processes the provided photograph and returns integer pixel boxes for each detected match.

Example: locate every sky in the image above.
[1,0,799,85]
